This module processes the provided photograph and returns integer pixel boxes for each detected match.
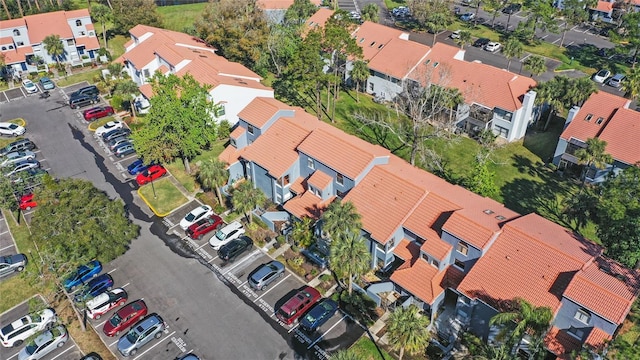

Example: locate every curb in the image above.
[137,187,172,217]
[8,118,27,127]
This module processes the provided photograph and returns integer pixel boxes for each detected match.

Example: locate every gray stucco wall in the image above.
[554,297,618,339]
[441,230,482,273]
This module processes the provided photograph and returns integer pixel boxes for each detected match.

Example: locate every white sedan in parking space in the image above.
[0,151,36,167]
[0,122,26,137]
[22,79,39,93]
[484,41,502,52]
[180,205,214,230]
[593,69,611,84]
[94,121,123,137]
[209,221,245,250]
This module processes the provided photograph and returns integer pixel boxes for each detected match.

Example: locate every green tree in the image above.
[423,1,454,45]
[489,298,553,349]
[618,11,640,68]
[195,0,269,70]
[111,0,162,35]
[466,154,499,198]
[523,0,558,41]
[320,198,362,241]
[197,158,229,207]
[90,3,112,48]
[502,36,523,71]
[467,344,519,360]
[0,175,17,210]
[575,137,613,186]
[330,232,370,295]
[454,30,472,49]
[331,349,364,360]
[42,34,65,67]
[290,216,314,248]
[483,0,507,28]
[350,59,369,102]
[113,79,140,116]
[264,24,301,77]
[523,55,546,77]
[284,0,318,26]
[503,0,523,31]
[558,0,594,47]
[231,180,266,223]
[361,3,379,23]
[130,73,218,174]
[623,66,640,101]
[386,305,431,360]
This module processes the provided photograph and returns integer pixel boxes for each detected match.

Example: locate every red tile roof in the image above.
[403,192,458,235]
[393,239,421,263]
[420,236,452,261]
[594,1,614,12]
[597,107,640,165]
[560,91,630,143]
[391,258,446,304]
[25,11,73,43]
[544,326,583,356]
[2,46,33,65]
[290,176,306,194]
[351,21,407,63]
[584,327,611,352]
[2,18,26,29]
[307,170,333,190]
[257,0,321,10]
[457,214,602,312]
[367,37,430,80]
[138,83,153,99]
[218,145,242,168]
[75,36,100,50]
[306,8,334,30]
[237,97,292,128]
[283,191,334,219]
[442,211,499,250]
[229,126,245,139]
[64,9,91,19]
[564,257,640,323]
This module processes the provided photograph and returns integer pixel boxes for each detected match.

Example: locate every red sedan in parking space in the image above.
[187,214,224,240]
[83,106,115,122]
[136,164,167,185]
[19,193,37,210]
[103,299,148,337]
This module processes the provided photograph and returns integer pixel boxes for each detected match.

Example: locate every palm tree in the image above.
[330,231,370,295]
[361,3,379,23]
[197,158,229,206]
[523,55,546,77]
[350,60,369,103]
[575,137,613,186]
[622,66,640,101]
[502,36,523,72]
[465,344,518,360]
[231,180,266,223]
[320,198,361,242]
[91,3,112,49]
[113,80,140,117]
[2,0,11,19]
[42,34,65,68]
[331,349,364,360]
[567,77,596,107]
[489,298,553,350]
[534,77,567,131]
[386,305,431,360]
[455,30,472,49]
[445,87,464,129]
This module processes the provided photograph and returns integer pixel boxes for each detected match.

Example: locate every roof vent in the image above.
[596,117,604,125]
[370,41,376,47]
[425,59,431,65]
[483,209,494,215]
[495,215,506,221]
[433,62,439,68]
[585,114,593,122]
[199,54,207,58]
[378,44,384,49]
[505,255,511,260]
[359,37,365,43]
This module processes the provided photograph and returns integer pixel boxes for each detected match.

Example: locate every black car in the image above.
[102,128,131,142]
[217,236,252,261]
[70,85,99,98]
[69,94,99,109]
[502,3,521,14]
[472,38,490,48]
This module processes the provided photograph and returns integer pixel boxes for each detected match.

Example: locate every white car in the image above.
[593,69,611,84]
[484,41,502,52]
[4,159,40,177]
[0,151,36,168]
[95,121,123,137]
[86,288,128,320]
[22,79,39,94]
[209,221,245,250]
[180,205,214,230]
[0,122,26,137]
[18,325,67,360]
[0,308,57,348]
[450,30,461,39]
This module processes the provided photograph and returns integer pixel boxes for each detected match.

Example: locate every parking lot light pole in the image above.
[151,180,157,199]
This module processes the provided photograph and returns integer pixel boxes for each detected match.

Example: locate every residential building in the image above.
[552,91,640,183]
[219,95,640,358]
[117,25,273,124]
[0,10,100,77]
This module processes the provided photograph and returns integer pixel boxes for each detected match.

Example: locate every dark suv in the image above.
[70,85,99,98]
[217,236,252,261]
[0,139,36,156]
[69,94,99,109]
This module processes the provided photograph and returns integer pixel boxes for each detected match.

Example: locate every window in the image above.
[454,259,465,271]
[280,175,290,186]
[307,158,314,169]
[456,241,469,255]
[568,326,585,339]
[494,108,513,122]
[16,41,23,46]
[0,47,5,51]
[247,125,254,135]
[215,104,226,117]
[143,69,150,77]
[431,258,439,268]
[387,237,396,249]
[596,117,604,125]
[574,309,591,324]
[13,29,20,36]
[494,125,509,138]
[585,114,593,121]
[79,31,86,36]
[369,41,376,47]
[369,83,374,92]
[336,173,344,185]
[76,20,82,26]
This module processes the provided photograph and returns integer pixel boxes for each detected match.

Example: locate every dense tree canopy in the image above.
[110,0,163,35]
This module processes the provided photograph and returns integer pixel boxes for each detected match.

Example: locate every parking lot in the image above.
[0,211,18,258]
[0,296,83,360]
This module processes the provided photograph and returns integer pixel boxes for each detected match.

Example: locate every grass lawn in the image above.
[87,116,116,131]
[157,3,207,32]
[138,177,188,216]
[55,69,102,88]
[349,336,393,360]
[108,34,129,61]
[8,118,26,127]
[165,140,228,194]
[383,0,407,10]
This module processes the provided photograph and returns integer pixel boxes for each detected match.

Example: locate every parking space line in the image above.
[109,339,118,347]
[207,256,219,263]
[221,249,261,275]
[195,243,208,250]
[108,268,118,274]
[239,280,248,287]
[307,315,347,349]
[0,244,14,252]
[95,319,108,328]
[50,345,76,360]
[122,282,130,288]
[7,352,19,360]
[132,330,176,360]
[254,274,291,302]
[287,323,300,333]
[115,154,137,164]
[0,230,8,236]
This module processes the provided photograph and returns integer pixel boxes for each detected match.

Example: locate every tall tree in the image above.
[558,0,594,47]
[113,79,141,117]
[502,36,524,71]
[231,180,266,223]
[417,0,454,45]
[2,0,11,19]
[42,34,65,67]
[197,158,229,206]
[489,298,553,349]
[0,175,17,211]
[194,0,269,70]
[466,152,499,198]
[623,66,640,101]
[111,0,162,35]
[386,305,431,360]
[575,137,613,186]
[90,3,112,49]
[321,199,362,241]
[350,59,369,102]
[483,0,507,28]
[618,11,640,68]
[523,55,546,77]
[454,30,472,49]
[330,232,370,295]
[283,0,318,26]
[264,25,301,77]
[361,3,380,23]
[523,0,558,41]
[130,73,218,174]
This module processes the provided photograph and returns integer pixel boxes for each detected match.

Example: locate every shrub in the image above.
[218,120,231,140]
[339,291,378,326]
[319,274,332,282]
[276,235,286,244]
[110,95,124,111]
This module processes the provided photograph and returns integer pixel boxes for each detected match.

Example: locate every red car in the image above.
[276,286,321,325]
[103,299,147,337]
[136,164,167,185]
[19,193,37,210]
[83,106,114,122]
[187,214,224,240]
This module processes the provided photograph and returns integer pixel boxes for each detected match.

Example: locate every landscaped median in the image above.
[87,116,115,131]
[8,118,26,127]
[137,177,189,217]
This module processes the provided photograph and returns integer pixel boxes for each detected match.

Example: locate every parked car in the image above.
[86,288,128,320]
[0,151,36,167]
[102,128,131,142]
[4,159,40,177]
[95,121,124,137]
[38,77,55,90]
[460,12,475,21]
[11,168,48,185]
[108,137,132,151]
[73,274,113,303]
[180,205,214,230]
[19,193,37,211]
[186,214,224,240]
[472,37,490,48]
[0,254,28,279]
[103,300,148,337]
[276,286,322,325]
[18,325,67,360]
[127,158,156,175]
[70,85,99,98]
[0,139,36,156]
[177,354,200,360]
[301,244,329,269]
[218,236,253,261]
[450,30,461,39]
[300,299,339,332]
[135,164,166,185]
[593,69,611,84]
[114,143,136,158]
[484,41,502,52]
[69,94,99,109]
[0,308,57,348]
[607,73,626,88]
[117,313,166,357]
[79,353,103,360]
[248,260,285,291]
[63,260,102,291]
[0,122,26,137]
[209,221,245,250]
[22,79,39,94]
[83,106,115,122]
[502,3,522,14]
